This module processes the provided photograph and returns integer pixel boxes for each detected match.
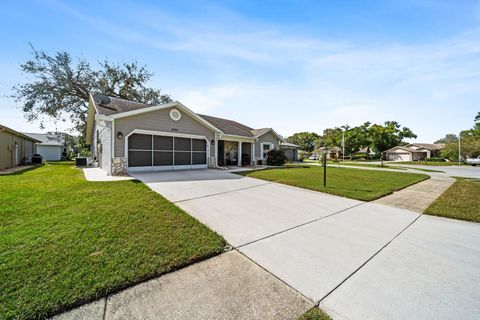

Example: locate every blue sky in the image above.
[1,0,479,142]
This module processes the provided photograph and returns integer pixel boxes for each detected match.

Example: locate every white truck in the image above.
[466,155,480,166]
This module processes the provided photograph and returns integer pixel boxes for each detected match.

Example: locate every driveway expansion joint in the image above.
[102,297,108,320]
[316,213,422,304]
[234,249,315,304]
[236,202,367,249]
[173,182,273,203]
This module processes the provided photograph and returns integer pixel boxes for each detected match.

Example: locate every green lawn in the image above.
[327,161,407,170]
[298,308,332,320]
[425,178,480,222]
[0,162,225,319]
[241,166,429,201]
[388,161,463,166]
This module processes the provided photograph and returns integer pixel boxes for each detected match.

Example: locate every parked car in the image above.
[466,156,480,166]
[309,154,319,160]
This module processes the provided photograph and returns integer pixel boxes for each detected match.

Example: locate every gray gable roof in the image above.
[0,124,42,142]
[92,93,276,138]
[24,133,65,146]
[196,114,254,137]
[406,143,444,151]
[92,94,155,116]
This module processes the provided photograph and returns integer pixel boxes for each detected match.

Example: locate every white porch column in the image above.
[214,134,219,167]
[251,143,255,165]
[238,141,242,166]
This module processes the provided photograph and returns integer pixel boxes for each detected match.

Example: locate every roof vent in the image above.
[95,94,111,106]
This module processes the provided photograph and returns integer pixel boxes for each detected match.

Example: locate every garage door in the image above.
[387,152,410,162]
[38,145,62,161]
[128,134,207,172]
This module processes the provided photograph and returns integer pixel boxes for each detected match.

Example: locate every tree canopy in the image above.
[441,112,480,160]
[12,46,172,134]
[314,121,415,156]
[285,132,319,152]
[435,134,458,144]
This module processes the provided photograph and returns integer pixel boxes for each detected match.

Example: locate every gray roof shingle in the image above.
[93,94,155,116]
[24,133,65,146]
[196,114,255,137]
[92,94,274,138]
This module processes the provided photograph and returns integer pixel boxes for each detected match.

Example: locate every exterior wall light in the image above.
[117,132,124,140]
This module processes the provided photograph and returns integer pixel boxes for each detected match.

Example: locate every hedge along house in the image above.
[0,124,41,170]
[86,94,289,175]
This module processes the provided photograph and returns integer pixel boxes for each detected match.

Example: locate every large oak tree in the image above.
[12,46,172,135]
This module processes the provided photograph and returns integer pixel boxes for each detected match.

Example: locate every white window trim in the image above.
[260,142,274,159]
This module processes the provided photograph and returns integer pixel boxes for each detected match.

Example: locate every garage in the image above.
[387,152,411,162]
[37,145,63,161]
[127,133,208,172]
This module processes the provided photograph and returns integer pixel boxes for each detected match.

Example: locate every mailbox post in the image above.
[323,151,327,189]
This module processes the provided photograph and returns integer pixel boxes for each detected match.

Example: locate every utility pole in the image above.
[458,133,461,165]
[342,129,345,162]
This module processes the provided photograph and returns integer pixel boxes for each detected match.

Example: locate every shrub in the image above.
[353,154,366,161]
[428,157,446,162]
[266,149,288,166]
[241,153,251,166]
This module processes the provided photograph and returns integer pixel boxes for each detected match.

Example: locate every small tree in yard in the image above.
[266,149,288,166]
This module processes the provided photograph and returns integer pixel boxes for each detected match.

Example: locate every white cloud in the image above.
[23,1,480,141]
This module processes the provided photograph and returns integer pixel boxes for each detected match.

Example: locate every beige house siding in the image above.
[114,107,216,159]
[0,131,37,169]
[24,140,35,158]
[255,131,280,159]
[0,131,12,169]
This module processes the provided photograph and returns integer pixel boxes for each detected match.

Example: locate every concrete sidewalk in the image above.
[374,175,454,212]
[321,215,480,320]
[53,251,312,320]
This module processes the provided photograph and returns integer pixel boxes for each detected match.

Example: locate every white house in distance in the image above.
[25,133,67,161]
[385,143,444,162]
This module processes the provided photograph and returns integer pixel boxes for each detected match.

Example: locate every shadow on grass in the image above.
[0,165,43,176]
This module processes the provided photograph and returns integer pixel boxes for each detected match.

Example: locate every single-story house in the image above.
[86,94,296,175]
[24,133,67,161]
[316,146,342,160]
[280,141,299,162]
[0,124,41,170]
[385,143,444,162]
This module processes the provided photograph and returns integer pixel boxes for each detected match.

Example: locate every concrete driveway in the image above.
[132,169,480,320]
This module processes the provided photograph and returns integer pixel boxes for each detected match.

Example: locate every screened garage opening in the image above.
[128,133,207,172]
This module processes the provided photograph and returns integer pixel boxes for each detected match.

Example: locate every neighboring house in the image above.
[25,133,67,161]
[279,142,299,162]
[385,143,444,162]
[86,94,294,175]
[316,146,342,160]
[0,124,41,170]
[354,146,373,157]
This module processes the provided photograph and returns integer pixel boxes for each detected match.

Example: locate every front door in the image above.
[224,141,238,166]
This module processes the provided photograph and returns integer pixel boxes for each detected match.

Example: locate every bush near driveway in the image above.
[0,162,225,319]
[298,308,332,320]
[425,178,480,222]
[241,166,429,201]
[266,149,288,166]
